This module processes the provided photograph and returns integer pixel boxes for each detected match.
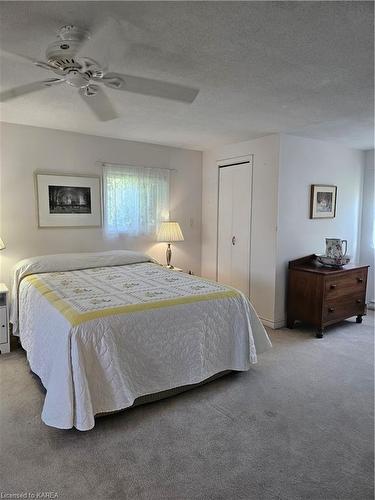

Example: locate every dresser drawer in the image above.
[0,307,7,344]
[325,269,367,299]
[323,296,365,322]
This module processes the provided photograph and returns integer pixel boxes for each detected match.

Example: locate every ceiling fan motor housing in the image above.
[45,25,90,71]
[58,25,90,42]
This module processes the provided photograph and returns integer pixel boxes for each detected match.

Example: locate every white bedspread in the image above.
[12,251,271,431]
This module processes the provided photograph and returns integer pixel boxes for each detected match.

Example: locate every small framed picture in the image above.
[36,173,102,227]
[310,184,337,219]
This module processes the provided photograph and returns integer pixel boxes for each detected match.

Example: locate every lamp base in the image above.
[166,243,172,267]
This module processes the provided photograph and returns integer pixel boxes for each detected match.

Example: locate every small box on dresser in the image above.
[287,255,369,338]
[0,284,10,354]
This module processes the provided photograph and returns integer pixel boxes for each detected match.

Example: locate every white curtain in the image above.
[103,164,170,236]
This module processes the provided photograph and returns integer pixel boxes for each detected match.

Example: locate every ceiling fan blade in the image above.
[76,18,121,71]
[1,49,64,74]
[0,49,38,65]
[102,73,199,103]
[0,78,65,102]
[79,85,118,121]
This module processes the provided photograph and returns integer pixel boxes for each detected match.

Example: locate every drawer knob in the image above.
[1,324,4,328]
[356,299,362,304]
[357,278,364,283]
[330,284,337,289]
[328,307,335,313]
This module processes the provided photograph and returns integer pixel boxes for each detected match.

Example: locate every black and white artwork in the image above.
[310,184,337,219]
[36,173,101,227]
[316,191,333,213]
[48,185,92,214]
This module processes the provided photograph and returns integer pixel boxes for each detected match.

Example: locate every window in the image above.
[103,165,170,236]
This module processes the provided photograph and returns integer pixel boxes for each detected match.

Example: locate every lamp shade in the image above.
[157,221,184,242]
[0,238,5,250]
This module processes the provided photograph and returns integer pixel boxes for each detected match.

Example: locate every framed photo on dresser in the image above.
[36,172,102,227]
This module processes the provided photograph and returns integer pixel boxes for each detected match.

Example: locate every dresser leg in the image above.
[316,328,324,339]
[286,318,295,329]
[356,315,363,324]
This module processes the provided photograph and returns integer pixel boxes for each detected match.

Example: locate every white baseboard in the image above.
[260,317,286,329]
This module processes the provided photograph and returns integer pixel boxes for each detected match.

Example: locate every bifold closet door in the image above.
[217,160,252,296]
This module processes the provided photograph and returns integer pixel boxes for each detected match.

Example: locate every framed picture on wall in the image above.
[310,184,337,219]
[36,173,102,227]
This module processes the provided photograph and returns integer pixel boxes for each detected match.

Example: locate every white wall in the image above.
[275,134,365,324]
[201,134,280,325]
[359,149,374,305]
[202,133,366,328]
[0,123,202,287]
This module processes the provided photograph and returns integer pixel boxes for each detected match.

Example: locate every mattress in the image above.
[11,251,271,431]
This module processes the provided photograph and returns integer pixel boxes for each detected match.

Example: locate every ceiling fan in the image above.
[0,24,199,121]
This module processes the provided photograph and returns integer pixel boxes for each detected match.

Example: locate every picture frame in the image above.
[36,173,102,228]
[310,184,337,219]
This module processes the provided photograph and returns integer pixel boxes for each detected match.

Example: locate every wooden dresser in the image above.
[287,255,369,338]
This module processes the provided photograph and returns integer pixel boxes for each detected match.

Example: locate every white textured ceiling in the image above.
[0,1,373,150]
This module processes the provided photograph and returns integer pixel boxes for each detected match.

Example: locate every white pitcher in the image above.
[325,238,348,258]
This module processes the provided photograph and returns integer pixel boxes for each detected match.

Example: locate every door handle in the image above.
[232,236,236,246]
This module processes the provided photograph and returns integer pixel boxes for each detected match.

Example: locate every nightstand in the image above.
[0,284,10,354]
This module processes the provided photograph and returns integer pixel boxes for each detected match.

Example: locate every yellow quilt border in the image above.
[24,274,239,327]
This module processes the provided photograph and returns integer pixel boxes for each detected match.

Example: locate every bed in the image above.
[10,250,271,431]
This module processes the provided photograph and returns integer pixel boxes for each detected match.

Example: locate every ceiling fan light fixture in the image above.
[92,69,104,79]
[65,69,90,87]
[80,85,99,97]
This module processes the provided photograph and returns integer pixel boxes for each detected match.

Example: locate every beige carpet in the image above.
[0,312,373,500]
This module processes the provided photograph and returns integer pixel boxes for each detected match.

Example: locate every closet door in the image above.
[217,158,252,296]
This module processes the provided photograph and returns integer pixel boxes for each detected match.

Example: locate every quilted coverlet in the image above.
[13,252,271,430]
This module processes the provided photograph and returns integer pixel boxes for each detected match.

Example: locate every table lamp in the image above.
[157,221,184,268]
